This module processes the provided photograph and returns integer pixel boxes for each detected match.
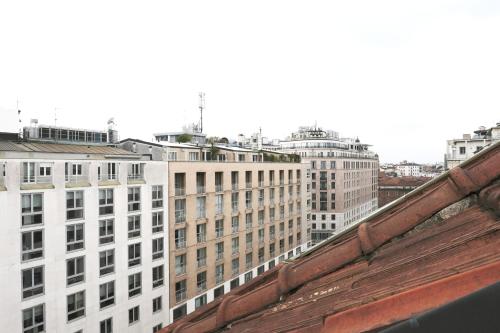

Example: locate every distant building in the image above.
[395,162,422,177]
[378,172,430,207]
[445,122,500,170]
[276,126,379,244]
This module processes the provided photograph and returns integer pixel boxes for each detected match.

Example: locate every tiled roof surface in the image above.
[378,174,431,187]
[162,142,500,333]
[0,141,135,155]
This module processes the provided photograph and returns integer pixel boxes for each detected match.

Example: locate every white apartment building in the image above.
[0,140,169,333]
[395,163,422,177]
[445,123,500,170]
[276,126,379,244]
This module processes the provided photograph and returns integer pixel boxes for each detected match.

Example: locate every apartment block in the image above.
[0,140,169,333]
[276,126,379,244]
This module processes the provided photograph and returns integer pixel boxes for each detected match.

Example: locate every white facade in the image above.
[0,153,169,333]
[395,164,422,177]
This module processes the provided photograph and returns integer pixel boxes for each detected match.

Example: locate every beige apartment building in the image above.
[119,139,309,322]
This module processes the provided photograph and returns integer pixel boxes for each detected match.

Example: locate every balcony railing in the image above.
[216,252,224,260]
[258,181,264,187]
[246,182,252,189]
[176,290,187,302]
[216,275,224,284]
[175,211,186,223]
[197,283,207,293]
[232,203,239,214]
[197,185,206,194]
[127,173,144,181]
[215,184,223,192]
[65,174,88,184]
[232,183,238,191]
[175,240,186,249]
[197,234,206,243]
[197,258,206,268]
[175,187,185,196]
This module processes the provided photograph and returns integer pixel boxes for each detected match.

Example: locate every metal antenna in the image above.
[199,92,205,133]
[17,99,22,140]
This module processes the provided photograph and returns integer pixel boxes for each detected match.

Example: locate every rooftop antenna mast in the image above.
[17,99,22,140]
[199,92,205,133]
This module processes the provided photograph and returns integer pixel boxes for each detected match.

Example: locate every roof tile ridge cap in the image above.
[448,167,481,196]
[215,295,237,328]
[479,182,500,216]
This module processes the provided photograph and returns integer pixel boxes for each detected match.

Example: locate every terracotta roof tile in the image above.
[163,142,500,333]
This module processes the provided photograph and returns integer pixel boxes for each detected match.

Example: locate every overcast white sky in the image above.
[1,0,499,163]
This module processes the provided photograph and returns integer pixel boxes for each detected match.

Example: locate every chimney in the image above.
[463,134,471,140]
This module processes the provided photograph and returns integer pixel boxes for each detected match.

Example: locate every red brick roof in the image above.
[162,142,500,333]
[378,174,431,187]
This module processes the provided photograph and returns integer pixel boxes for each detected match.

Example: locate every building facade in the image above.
[378,172,430,207]
[276,126,379,244]
[0,141,169,333]
[445,123,500,170]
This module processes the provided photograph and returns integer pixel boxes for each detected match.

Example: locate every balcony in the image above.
[21,162,54,190]
[98,163,120,186]
[127,163,145,184]
[65,162,90,188]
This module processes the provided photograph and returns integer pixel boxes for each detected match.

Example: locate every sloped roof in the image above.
[162,141,500,333]
[378,174,431,187]
[0,141,135,155]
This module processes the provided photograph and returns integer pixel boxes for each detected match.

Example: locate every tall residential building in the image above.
[276,126,379,244]
[444,122,500,170]
[0,136,169,333]
[119,139,309,323]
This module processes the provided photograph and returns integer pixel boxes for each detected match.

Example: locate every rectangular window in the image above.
[175,280,187,303]
[100,317,112,333]
[244,271,253,283]
[152,265,164,288]
[231,216,239,234]
[230,278,240,290]
[153,323,163,333]
[232,237,239,254]
[459,146,466,154]
[67,256,85,285]
[128,187,141,212]
[99,189,114,216]
[231,192,239,213]
[231,171,239,190]
[152,185,163,208]
[175,199,186,223]
[22,265,44,299]
[128,305,140,324]
[22,304,45,333]
[22,229,43,261]
[258,228,264,244]
[99,219,114,245]
[196,223,207,243]
[152,237,164,260]
[246,252,253,270]
[66,191,84,220]
[175,228,186,249]
[245,190,252,208]
[215,172,223,192]
[197,247,207,268]
[174,173,186,195]
[258,210,264,225]
[215,219,224,238]
[128,272,142,298]
[152,296,162,313]
[215,264,224,284]
[197,271,207,292]
[215,194,224,215]
[128,243,141,267]
[21,193,43,226]
[216,242,224,260]
[66,224,84,252]
[258,247,264,263]
[195,294,207,309]
[196,196,206,219]
[246,232,252,249]
[269,170,275,186]
[128,215,141,239]
[99,249,114,276]
[152,211,163,233]
[67,290,85,321]
[175,254,186,275]
[246,213,252,229]
[99,281,115,309]
[196,172,206,193]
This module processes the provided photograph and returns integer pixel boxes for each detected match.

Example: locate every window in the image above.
[99,281,115,309]
[215,219,224,238]
[215,242,224,260]
[66,191,84,220]
[258,189,264,207]
[99,219,114,245]
[153,296,162,313]
[22,266,44,299]
[245,190,252,208]
[128,187,141,212]
[244,271,253,283]
[152,185,163,208]
[195,294,207,309]
[196,223,207,243]
[246,213,252,229]
[127,215,141,238]
[152,212,163,233]
[67,256,85,285]
[197,271,207,292]
[231,258,239,276]
[215,264,224,284]
[99,189,114,216]
[215,194,223,215]
[22,304,44,333]
[459,146,466,154]
[270,225,275,239]
[197,247,207,268]
[258,170,264,187]
[128,243,141,267]
[100,317,112,333]
[174,173,185,195]
[196,172,206,193]
[153,323,163,333]
[196,196,206,219]
[231,192,239,213]
[39,165,51,177]
[258,247,264,263]
[175,254,186,275]
[230,278,239,290]
[231,171,239,190]
[66,224,84,252]
[152,265,164,288]
[258,228,264,244]
[22,162,36,183]
[246,232,252,248]
[231,216,239,233]
[21,193,43,226]
[67,291,85,321]
[175,228,186,249]
[175,280,187,302]
[99,249,114,276]
[232,237,239,254]
[214,285,225,299]
[215,172,223,192]
[246,252,253,269]
[258,210,264,225]
[128,272,142,297]
[175,199,186,223]
[22,230,43,261]
[258,264,265,274]
[152,237,164,260]
[129,306,140,325]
